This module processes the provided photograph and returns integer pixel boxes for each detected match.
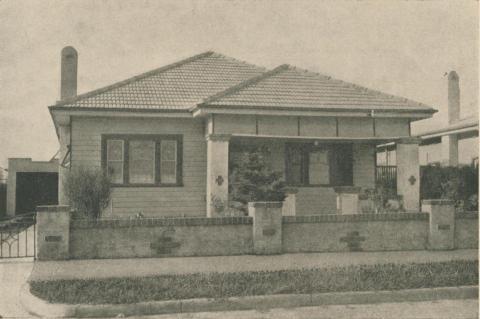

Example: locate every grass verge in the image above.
[30,260,478,305]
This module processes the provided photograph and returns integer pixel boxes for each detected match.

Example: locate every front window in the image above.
[102,135,182,186]
[286,143,353,186]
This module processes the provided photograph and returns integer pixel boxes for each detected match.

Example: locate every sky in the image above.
[0,0,478,169]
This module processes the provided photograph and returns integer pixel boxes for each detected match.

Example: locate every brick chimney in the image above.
[447,71,460,124]
[60,46,78,100]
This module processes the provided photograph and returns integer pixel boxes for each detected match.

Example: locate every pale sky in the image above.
[0,0,478,169]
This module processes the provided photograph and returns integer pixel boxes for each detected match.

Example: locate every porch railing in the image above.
[375,165,397,192]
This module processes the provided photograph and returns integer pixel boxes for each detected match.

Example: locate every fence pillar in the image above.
[249,202,282,255]
[422,199,455,250]
[36,205,70,260]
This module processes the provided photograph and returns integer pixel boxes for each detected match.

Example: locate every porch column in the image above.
[206,134,230,217]
[58,124,70,205]
[441,134,459,167]
[396,138,421,211]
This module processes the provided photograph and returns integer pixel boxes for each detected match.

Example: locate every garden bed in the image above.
[30,260,478,305]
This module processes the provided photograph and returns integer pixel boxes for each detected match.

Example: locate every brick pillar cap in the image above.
[422,199,455,205]
[285,187,299,194]
[37,205,70,212]
[334,186,361,194]
[248,202,283,208]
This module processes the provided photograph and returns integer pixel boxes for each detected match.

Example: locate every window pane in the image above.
[129,140,155,183]
[107,140,124,183]
[161,162,176,183]
[160,140,177,183]
[107,162,123,184]
[309,149,330,184]
[107,140,124,161]
[161,140,177,161]
[290,153,303,185]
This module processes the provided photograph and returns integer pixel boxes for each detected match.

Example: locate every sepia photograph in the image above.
[0,1,478,318]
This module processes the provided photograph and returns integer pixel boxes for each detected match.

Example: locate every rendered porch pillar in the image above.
[441,135,459,167]
[58,124,70,205]
[396,138,421,211]
[206,134,230,217]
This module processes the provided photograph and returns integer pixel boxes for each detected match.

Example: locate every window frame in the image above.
[101,134,183,187]
[285,142,353,187]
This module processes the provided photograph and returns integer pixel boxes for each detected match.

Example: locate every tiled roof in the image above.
[53,52,435,114]
[200,65,433,112]
[56,51,266,110]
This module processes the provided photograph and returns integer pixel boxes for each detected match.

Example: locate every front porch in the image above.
[204,114,422,217]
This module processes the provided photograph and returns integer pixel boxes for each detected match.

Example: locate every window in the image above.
[102,135,182,186]
[285,143,353,186]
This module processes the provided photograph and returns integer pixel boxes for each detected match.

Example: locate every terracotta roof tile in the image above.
[201,65,434,112]
[57,51,266,110]
[53,53,435,114]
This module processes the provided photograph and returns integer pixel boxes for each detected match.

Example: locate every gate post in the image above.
[36,205,70,260]
[423,199,455,250]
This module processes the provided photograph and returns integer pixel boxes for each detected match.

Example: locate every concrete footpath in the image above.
[30,249,477,281]
[0,259,34,318]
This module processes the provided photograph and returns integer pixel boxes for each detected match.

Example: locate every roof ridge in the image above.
[198,64,290,107]
[54,51,215,107]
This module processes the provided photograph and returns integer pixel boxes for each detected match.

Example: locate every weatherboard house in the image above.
[50,47,436,218]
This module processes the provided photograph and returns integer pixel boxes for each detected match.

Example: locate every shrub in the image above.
[63,166,111,219]
[229,146,288,211]
[420,165,478,209]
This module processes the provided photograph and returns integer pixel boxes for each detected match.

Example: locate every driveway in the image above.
[0,259,34,318]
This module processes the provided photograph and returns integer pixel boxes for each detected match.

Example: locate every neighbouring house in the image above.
[377,72,479,168]
[6,158,59,217]
[49,47,436,218]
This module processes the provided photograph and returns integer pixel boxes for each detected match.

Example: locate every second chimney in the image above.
[60,46,78,100]
[448,71,460,124]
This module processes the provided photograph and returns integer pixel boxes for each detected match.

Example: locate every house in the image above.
[377,72,479,167]
[49,47,436,218]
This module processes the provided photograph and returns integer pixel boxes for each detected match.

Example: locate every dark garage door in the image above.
[15,172,58,215]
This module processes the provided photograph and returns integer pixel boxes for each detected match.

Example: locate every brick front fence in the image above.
[36,200,478,260]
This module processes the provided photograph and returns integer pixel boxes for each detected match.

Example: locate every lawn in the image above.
[30,260,478,305]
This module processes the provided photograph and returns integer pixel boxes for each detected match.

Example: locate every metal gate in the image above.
[0,213,36,259]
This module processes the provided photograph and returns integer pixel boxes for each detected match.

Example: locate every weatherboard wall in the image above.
[70,116,207,217]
